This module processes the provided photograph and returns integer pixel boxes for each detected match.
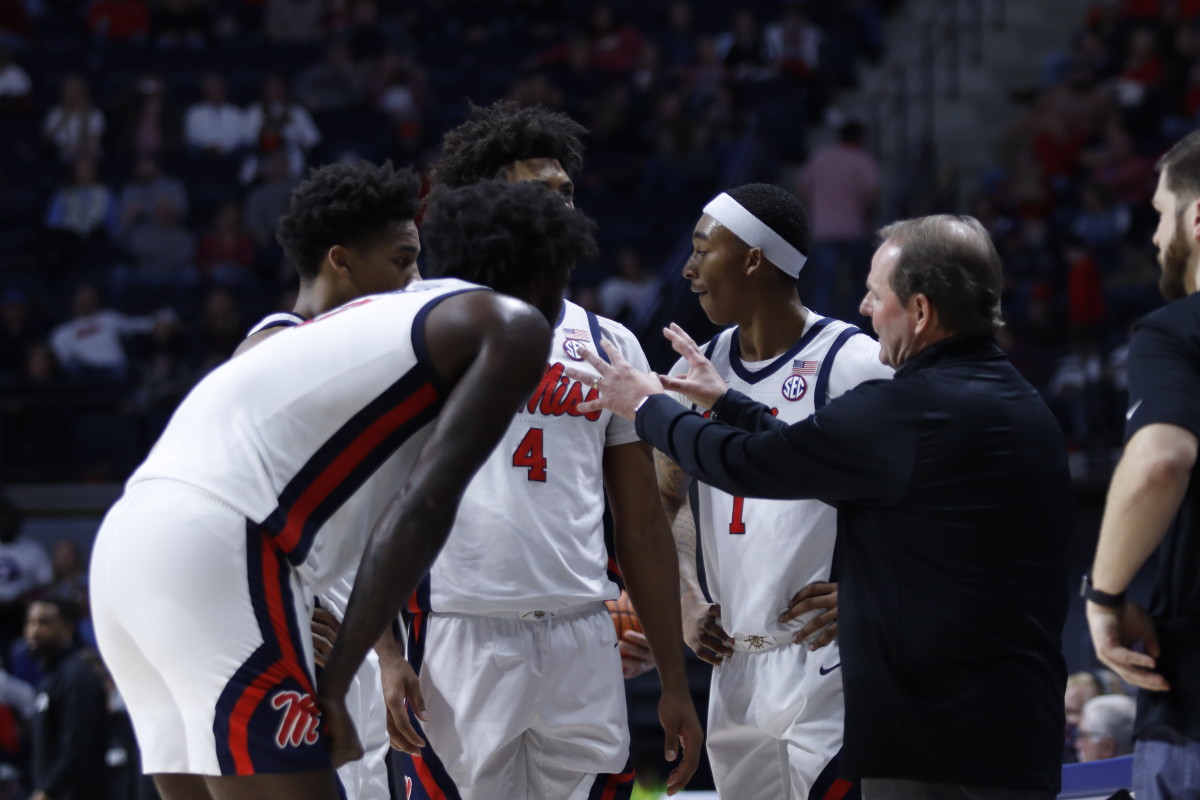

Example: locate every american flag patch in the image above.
[563,328,589,340]
[792,360,819,375]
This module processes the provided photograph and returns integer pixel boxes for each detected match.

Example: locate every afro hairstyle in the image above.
[421,180,598,297]
[431,101,587,188]
[276,160,421,284]
[725,183,813,260]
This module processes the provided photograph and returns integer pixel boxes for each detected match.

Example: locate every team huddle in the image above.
[89,96,1107,800]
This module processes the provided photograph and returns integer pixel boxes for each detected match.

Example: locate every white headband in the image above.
[702,192,808,278]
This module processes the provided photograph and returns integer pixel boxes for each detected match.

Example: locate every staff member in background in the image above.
[1086,130,1200,800]
[572,214,1071,800]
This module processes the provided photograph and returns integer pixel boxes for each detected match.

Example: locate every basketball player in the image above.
[233,160,425,800]
[653,185,892,799]
[391,101,703,799]
[88,179,596,800]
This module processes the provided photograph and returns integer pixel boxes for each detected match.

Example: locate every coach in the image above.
[577,214,1071,800]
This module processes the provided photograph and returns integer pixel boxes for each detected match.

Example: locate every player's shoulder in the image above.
[246,311,306,339]
[562,301,647,362]
[1137,292,1200,343]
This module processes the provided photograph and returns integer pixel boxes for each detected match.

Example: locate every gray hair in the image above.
[1081,694,1136,755]
[877,215,1004,336]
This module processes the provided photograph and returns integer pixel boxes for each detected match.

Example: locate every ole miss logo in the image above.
[781,374,808,401]
[270,691,321,748]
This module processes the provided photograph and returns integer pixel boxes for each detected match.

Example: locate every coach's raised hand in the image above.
[571,338,664,420]
[659,323,728,410]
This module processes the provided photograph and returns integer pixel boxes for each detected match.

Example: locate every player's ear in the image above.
[327,245,352,279]
[743,245,764,276]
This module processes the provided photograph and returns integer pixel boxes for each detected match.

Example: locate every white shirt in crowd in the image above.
[184,102,249,153]
[50,310,157,372]
[0,538,51,604]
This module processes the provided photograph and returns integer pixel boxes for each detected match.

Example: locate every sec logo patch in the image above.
[562,339,587,361]
[781,374,807,401]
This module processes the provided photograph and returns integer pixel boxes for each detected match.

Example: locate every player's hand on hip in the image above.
[659,689,703,796]
[1087,600,1170,692]
[659,323,728,410]
[318,691,364,768]
[782,581,839,650]
[566,338,664,420]
[685,602,733,666]
[379,654,428,754]
[619,630,657,678]
[311,606,340,669]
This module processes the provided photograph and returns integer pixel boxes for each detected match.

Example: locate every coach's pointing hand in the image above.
[570,338,664,420]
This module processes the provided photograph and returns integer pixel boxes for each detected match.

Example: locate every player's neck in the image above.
[736,294,809,362]
[293,282,338,318]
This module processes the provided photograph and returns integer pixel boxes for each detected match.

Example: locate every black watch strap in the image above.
[1081,573,1125,608]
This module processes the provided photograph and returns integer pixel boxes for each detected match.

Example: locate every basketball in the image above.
[605,589,643,640]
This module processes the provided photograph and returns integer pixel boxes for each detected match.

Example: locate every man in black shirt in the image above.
[574,215,1071,799]
[25,599,108,800]
[1086,131,1200,799]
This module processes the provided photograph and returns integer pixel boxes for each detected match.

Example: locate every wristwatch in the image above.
[1080,572,1125,608]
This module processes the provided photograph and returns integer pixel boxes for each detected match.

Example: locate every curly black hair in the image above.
[421,180,598,296]
[725,183,812,258]
[276,160,421,283]
[431,101,587,188]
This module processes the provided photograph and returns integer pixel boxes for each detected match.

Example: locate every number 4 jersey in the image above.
[671,313,893,638]
[417,300,650,614]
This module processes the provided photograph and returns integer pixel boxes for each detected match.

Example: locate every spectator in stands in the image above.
[46,541,86,605]
[582,2,643,75]
[49,284,155,381]
[244,150,297,250]
[123,195,198,281]
[0,45,30,110]
[372,51,426,151]
[196,199,255,284]
[1081,121,1157,207]
[25,599,109,800]
[150,0,212,48]
[264,0,322,42]
[184,73,247,156]
[111,73,183,156]
[0,0,29,47]
[598,246,656,325]
[86,0,149,42]
[655,0,696,76]
[1064,671,1105,762]
[117,155,187,235]
[0,289,46,380]
[296,41,367,113]
[795,120,880,319]
[196,285,243,366]
[716,9,771,81]
[242,74,320,179]
[765,3,822,84]
[1075,694,1136,762]
[0,498,51,658]
[42,76,104,162]
[44,157,118,240]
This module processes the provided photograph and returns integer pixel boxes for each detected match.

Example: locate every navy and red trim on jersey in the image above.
[813,327,864,411]
[728,319,831,384]
[586,755,635,800]
[809,751,858,800]
[584,311,612,364]
[257,364,443,566]
[213,526,327,776]
[245,311,308,338]
[401,610,462,800]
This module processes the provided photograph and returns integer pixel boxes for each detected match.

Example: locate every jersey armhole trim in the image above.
[814,328,864,410]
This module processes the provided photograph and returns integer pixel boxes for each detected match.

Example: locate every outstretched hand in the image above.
[658,323,727,410]
[567,338,664,420]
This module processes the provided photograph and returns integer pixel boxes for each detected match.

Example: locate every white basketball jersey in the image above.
[671,312,891,637]
[419,300,648,614]
[128,278,484,595]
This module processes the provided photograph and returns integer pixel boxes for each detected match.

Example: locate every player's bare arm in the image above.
[1088,422,1196,692]
[317,291,551,766]
[604,442,703,795]
[656,449,733,666]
